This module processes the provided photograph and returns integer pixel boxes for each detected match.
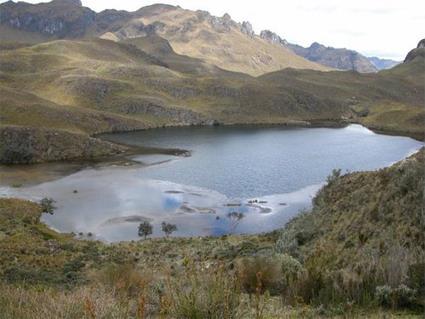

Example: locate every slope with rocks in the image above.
[100,4,329,76]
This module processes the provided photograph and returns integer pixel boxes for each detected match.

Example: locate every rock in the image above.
[260,30,287,46]
[241,21,254,37]
[404,39,425,63]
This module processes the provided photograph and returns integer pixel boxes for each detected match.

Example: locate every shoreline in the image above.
[1,120,423,168]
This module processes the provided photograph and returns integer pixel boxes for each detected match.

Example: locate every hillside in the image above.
[276,148,425,308]
[0,35,424,163]
[0,150,423,317]
[0,0,329,76]
[99,4,330,76]
[404,39,425,62]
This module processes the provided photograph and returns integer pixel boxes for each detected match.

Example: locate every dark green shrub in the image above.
[40,198,56,215]
[138,221,153,239]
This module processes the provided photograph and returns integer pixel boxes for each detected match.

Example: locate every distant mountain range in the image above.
[259,29,399,72]
[0,0,399,74]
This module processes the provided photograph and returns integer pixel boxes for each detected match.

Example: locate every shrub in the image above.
[97,263,149,297]
[138,221,153,240]
[161,222,177,237]
[375,284,417,309]
[236,256,282,295]
[164,264,241,318]
[40,198,56,215]
[326,168,341,184]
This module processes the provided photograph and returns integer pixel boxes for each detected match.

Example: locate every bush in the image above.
[138,221,153,240]
[97,263,149,297]
[326,168,341,184]
[40,198,56,215]
[164,264,241,319]
[375,284,417,309]
[161,222,177,237]
[236,256,283,295]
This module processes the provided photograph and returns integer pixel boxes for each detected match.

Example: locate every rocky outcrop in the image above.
[0,126,128,164]
[260,30,288,46]
[240,21,254,37]
[0,0,95,38]
[404,39,425,63]
[260,30,378,73]
[287,42,378,73]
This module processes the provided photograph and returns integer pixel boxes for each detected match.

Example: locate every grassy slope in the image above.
[101,5,330,76]
[0,37,423,162]
[276,148,425,307]
[0,151,424,317]
[260,57,425,138]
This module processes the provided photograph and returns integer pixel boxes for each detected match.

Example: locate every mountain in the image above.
[259,30,378,73]
[0,0,95,39]
[404,38,425,63]
[287,42,378,73]
[98,4,329,76]
[0,1,329,76]
[368,56,400,70]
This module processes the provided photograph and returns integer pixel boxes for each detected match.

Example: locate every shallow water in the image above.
[1,125,422,241]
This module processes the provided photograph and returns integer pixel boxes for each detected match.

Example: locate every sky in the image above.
[3,0,425,60]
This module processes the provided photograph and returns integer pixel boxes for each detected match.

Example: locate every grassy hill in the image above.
[0,36,423,163]
[0,150,423,317]
[276,148,425,308]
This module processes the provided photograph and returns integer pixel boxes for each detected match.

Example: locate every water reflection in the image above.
[0,125,423,242]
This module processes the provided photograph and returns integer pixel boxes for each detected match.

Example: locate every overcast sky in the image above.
[3,0,425,60]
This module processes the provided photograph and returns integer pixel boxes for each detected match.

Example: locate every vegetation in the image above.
[0,150,423,317]
[0,33,423,163]
[39,197,56,215]
[161,222,177,238]
[138,221,153,240]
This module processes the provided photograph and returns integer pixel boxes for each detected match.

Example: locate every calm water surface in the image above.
[1,125,422,241]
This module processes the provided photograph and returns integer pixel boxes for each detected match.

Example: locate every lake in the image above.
[1,125,422,241]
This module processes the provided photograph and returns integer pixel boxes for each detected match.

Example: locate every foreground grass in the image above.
[0,150,424,318]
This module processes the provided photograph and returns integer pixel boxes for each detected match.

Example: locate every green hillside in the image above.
[0,36,423,163]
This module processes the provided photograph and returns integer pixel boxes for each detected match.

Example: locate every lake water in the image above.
[1,125,422,241]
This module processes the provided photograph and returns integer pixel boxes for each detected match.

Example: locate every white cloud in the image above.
[2,0,424,60]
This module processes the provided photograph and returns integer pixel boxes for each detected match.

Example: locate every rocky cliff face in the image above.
[285,42,378,73]
[404,39,425,63]
[259,30,378,73]
[0,0,95,38]
[260,30,288,46]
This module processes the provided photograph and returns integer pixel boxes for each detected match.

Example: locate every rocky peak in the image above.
[208,12,236,32]
[52,0,83,6]
[309,42,325,50]
[404,38,425,63]
[240,21,254,37]
[0,0,95,38]
[260,30,287,46]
